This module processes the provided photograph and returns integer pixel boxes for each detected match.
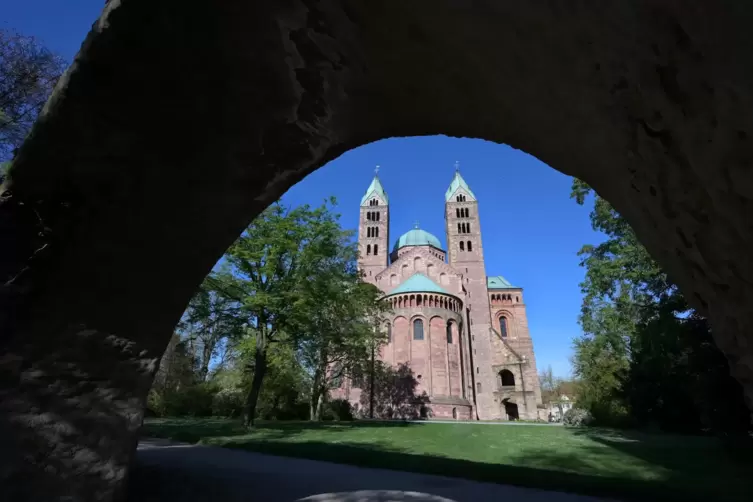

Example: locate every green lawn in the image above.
[142,418,751,502]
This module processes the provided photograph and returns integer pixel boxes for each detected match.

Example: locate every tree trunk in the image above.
[243,335,268,427]
[310,366,323,421]
[198,338,214,381]
[369,343,375,419]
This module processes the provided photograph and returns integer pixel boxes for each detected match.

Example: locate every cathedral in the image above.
[336,168,542,421]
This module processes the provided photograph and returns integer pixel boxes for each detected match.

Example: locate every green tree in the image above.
[571,179,750,433]
[219,199,353,426]
[293,272,388,420]
[179,271,245,381]
[0,30,66,162]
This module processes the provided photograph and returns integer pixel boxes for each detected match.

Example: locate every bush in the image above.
[161,383,219,417]
[322,398,354,421]
[212,387,246,418]
[563,408,594,427]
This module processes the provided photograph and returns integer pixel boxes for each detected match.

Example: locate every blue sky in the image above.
[3,1,605,378]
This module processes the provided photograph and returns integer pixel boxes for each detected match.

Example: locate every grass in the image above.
[142,418,752,502]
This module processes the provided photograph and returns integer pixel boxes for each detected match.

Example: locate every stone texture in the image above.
[1,0,753,500]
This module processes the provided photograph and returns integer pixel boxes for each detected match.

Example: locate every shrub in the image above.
[322,398,354,421]
[212,387,246,418]
[161,383,218,417]
[563,407,594,427]
[146,389,167,417]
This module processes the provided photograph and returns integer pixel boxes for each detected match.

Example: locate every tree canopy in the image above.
[0,29,65,162]
[570,179,750,434]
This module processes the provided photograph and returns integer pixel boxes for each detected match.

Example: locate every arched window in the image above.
[375,227,379,238]
[476,382,482,393]
[457,195,461,202]
[452,407,458,419]
[377,212,380,221]
[456,208,460,218]
[516,296,520,302]
[467,241,473,251]
[446,322,453,343]
[374,244,379,255]
[457,223,461,233]
[467,223,472,233]
[386,323,392,343]
[465,208,469,217]
[367,244,371,255]
[413,319,424,340]
[500,369,516,387]
[499,316,508,337]
[460,241,465,251]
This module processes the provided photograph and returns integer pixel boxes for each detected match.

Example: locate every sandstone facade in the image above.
[333,172,542,420]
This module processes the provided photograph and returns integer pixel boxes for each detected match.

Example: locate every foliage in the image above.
[570,178,751,434]
[288,220,389,419]
[178,271,245,381]
[0,30,66,161]
[538,365,578,404]
[562,407,594,427]
[358,362,430,419]
[214,199,364,426]
[321,398,354,422]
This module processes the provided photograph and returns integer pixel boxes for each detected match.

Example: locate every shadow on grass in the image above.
[141,420,751,502]
[197,438,752,502]
[142,418,416,443]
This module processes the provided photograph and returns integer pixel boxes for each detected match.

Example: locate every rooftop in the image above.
[445,171,477,202]
[360,175,389,206]
[387,273,450,296]
[487,275,518,289]
[393,227,443,252]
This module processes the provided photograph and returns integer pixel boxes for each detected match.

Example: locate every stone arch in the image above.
[439,273,448,285]
[426,263,434,277]
[500,369,516,387]
[390,273,398,286]
[414,256,423,271]
[402,263,410,277]
[4,3,753,499]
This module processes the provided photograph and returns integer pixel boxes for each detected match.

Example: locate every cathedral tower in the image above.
[358,168,389,283]
[445,164,495,420]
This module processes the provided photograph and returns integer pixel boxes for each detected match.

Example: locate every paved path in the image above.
[129,438,607,502]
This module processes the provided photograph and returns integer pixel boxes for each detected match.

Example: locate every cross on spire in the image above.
[414,220,420,229]
[375,165,380,176]
[454,160,460,173]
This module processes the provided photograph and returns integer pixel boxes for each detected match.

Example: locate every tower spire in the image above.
[414,220,420,229]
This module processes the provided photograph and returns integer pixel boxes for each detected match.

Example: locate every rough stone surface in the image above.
[2,1,753,500]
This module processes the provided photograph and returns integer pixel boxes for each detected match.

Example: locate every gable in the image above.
[374,247,462,294]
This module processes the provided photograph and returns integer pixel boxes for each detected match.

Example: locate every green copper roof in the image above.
[360,176,389,206]
[445,172,477,202]
[393,228,443,251]
[487,275,517,289]
[388,273,449,296]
